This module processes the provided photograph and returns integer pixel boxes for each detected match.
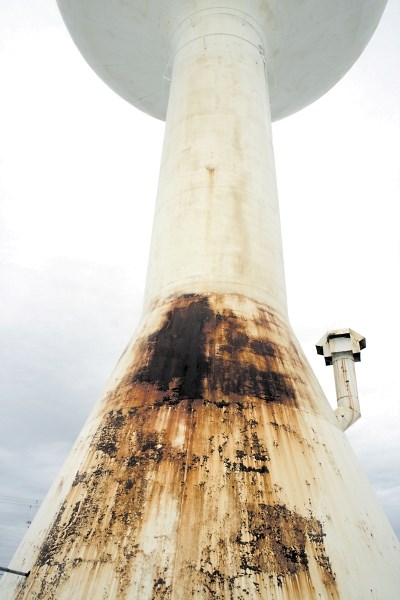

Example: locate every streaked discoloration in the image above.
[2,3,399,596]
[12,294,340,599]
[132,295,295,405]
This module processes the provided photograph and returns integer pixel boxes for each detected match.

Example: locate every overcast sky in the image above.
[1,0,399,569]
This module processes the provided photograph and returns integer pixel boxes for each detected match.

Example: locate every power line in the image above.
[0,496,41,508]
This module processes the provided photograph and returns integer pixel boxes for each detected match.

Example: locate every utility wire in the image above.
[0,496,41,508]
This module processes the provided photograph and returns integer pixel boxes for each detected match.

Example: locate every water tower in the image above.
[1,1,399,598]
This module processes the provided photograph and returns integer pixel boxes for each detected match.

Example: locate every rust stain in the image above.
[235,504,334,583]
[131,295,296,406]
[182,503,336,597]
[16,294,339,599]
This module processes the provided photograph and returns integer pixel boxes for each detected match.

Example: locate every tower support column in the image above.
[144,10,287,318]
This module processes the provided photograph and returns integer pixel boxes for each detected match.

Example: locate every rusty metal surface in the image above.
[4,294,399,599]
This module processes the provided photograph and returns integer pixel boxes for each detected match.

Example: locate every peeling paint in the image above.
[131,295,296,407]
[9,294,345,599]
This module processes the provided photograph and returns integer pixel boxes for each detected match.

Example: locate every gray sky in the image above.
[1,0,399,569]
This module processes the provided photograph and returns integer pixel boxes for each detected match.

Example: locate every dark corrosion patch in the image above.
[28,405,189,599]
[190,502,337,599]
[131,295,295,404]
[96,410,126,457]
[235,504,336,586]
[133,296,211,399]
[152,576,171,599]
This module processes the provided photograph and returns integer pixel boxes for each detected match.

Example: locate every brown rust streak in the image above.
[19,294,338,599]
[171,401,337,599]
[129,294,296,407]
[24,405,189,598]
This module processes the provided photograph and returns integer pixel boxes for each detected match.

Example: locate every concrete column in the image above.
[143,10,288,319]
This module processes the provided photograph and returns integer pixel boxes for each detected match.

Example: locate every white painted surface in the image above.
[143,11,287,317]
[317,330,366,430]
[56,0,387,121]
[332,354,361,429]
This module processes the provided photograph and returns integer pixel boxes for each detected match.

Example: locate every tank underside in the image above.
[56,0,387,121]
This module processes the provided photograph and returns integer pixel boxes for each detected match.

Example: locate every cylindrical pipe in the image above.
[332,351,361,430]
